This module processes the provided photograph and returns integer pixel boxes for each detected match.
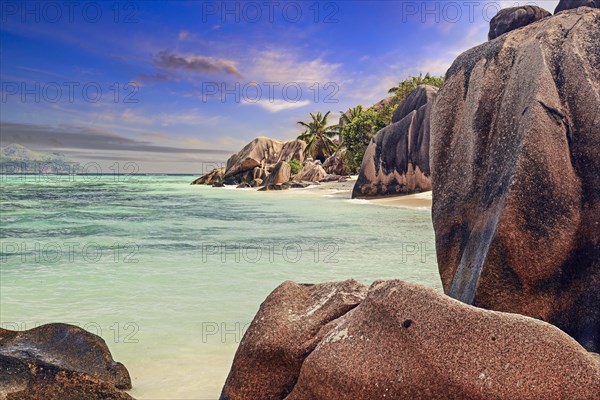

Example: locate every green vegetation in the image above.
[340,108,387,173]
[295,73,445,174]
[339,73,445,173]
[297,111,340,162]
[289,159,302,175]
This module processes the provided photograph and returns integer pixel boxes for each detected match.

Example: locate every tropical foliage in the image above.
[297,111,339,162]
[289,159,302,175]
[339,72,445,173]
[380,73,445,125]
[294,73,445,174]
[340,108,387,173]
[339,105,364,127]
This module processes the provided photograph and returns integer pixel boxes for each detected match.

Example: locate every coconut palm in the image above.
[339,105,364,126]
[297,111,339,162]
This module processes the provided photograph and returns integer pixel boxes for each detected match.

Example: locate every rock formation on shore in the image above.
[192,137,306,187]
[430,8,600,352]
[322,147,347,176]
[352,85,436,198]
[262,160,291,187]
[221,280,600,400]
[0,323,134,399]
[488,6,551,40]
[555,0,599,13]
[192,137,350,188]
[294,160,327,183]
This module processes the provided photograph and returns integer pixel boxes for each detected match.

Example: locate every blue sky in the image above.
[0,0,558,173]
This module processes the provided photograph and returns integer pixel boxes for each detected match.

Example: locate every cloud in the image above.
[155,50,241,76]
[91,109,223,127]
[249,50,342,85]
[178,31,189,40]
[0,121,232,155]
[241,98,311,113]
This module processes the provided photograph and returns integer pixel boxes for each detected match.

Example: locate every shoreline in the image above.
[219,176,432,209]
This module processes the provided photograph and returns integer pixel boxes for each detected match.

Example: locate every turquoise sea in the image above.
[0,175,441,399]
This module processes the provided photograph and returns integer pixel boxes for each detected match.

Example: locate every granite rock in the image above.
[430,8,600,351]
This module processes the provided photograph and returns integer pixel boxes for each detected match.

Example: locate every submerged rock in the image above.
[0,323,134,399]
[430,8,600,352]
[488,6,551,40]
[352,85,437,198]
[222,280,600,400]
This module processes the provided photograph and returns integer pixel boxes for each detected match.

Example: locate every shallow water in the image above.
[0,175,441,399]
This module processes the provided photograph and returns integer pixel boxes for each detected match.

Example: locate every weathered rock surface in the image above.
[488,6,551,40]
[191,167,225,185]
[220,280,367,400]
[224,138,305,182]
[391,85,438,124]
[262,161,291,187]
[0,323,133,399]
[352,85,437,198]
[430,8,600,352]
[222,280,600,400]
[192,137,305,186]
[322,147,347,175]
[257,184,289,191]
[294,161,327,183]
[555,0,598,13]
[319,174,347,183]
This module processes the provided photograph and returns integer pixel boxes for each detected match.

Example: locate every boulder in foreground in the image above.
[220,280,367,400]
[222,280,600,400]
[0,323,133,399]
[430,8,600,352]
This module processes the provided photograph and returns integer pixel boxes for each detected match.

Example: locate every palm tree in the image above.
[297,111,339,162]
[339,105,364,126]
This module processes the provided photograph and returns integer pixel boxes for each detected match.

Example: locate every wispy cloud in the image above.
[91,109,223,127]
[242,98,311,113]
[248,49,342,85]
[155,50,241,76]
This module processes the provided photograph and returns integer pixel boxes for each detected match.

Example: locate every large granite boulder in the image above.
[430,8,600,352]
[391,85,438,124]
[322,147,347,175]
[262,161,291,187]
[220,280,367,400]
[352,85,437,198]
[294,160,327,182]
[192,137,306,186]
[0,323,133,399]
[224,138,305,182]
[488,6,551,40]
[222,280,600,400]
[555,0,598,13]
[191,166,225,185]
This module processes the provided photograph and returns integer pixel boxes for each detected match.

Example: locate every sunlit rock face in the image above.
[221,280,600,400]
[488,6,551,40]
[430,8,600,352]
[352,85,437,199]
